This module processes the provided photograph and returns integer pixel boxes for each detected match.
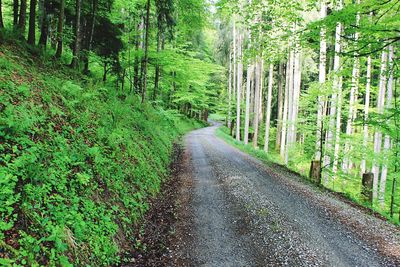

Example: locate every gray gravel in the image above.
[178,123,400,267]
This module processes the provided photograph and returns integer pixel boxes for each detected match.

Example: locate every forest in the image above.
[0,0,399,265]
[217,0,400,224]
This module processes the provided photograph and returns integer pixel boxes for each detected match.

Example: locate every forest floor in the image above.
[133,123,400,266]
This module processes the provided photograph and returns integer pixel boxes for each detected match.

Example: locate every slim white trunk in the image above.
[372,49,388,201]
[343,0,360,171]
[244,63,254,144]
[379,45,395,208]
[361,54,372,174]
[253,58,262,148]
[259,60,264,122]
[236,32,243,141]
[280,57,290,158]
[264,63,274,152]
[324,16,342,183]
[285,48,295,165]
[315,0,327,161]
[228,51,233,129]
[291,42,302,145]
[233,20,237,136]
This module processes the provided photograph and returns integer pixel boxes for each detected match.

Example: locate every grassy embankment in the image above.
[0,43,203,265]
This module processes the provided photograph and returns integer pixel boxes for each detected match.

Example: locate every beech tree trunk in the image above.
[324,13,342,183]
[343,1,360,171]
[379,46,394,208]
[372,49,388,202]
[361,54,372,174]
[244,63,254,144]
[315,0,327,161]
[236,31,243,141]
[285,48,294,165]
[280,57,290,158]
[228,51,233,129]
[264,63,274,152]
[253,59,262,148]
[276,62,284,150]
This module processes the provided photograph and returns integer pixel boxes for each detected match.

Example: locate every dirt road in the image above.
[173,123,400,266]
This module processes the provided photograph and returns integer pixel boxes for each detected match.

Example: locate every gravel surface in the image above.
[174,123,400,267]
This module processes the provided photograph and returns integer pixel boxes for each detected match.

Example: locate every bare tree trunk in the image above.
[141,0,151,103]
[343,0,360,171]
[27,0,37,44]
[253,59,262,148]
[280,57,290,158]
[285,48,294,165]
[70,0,81,69]
[276,62,284,150]
[244,63,254,144]
[228,51,233,129]
[315,0,327,161]
[372,49,388,202]
[233,20,237,134]
[379,45,394,208]
[236,31,243,141]
[0,0,4,28]
[13,0,19,27]
[324,14,342,183]
[18,0,27,35]
[264,63,274,152]
[361,54,372,174]
[55,0,65,58]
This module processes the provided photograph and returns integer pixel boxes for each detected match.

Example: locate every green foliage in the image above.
[0,45,202,265]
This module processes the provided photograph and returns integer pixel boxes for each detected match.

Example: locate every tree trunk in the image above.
[372,49,388,202]
[315,0,327,161]
[55,0,65,58]
[27,0,37,45]
[134,19,142,93]
[232,20,237,136]
[154,19,163,100]
[264,63,274,152]
[13,0,19,27]
[324,16,342,183]
[83,0,97,74]
[285,48,294,165]
[228,51,233,129]
[244,63,254,145]
[253,59,261,148]
[0,0,4,28]
[141,0,151,103]
[70,0,82,69]
[276,62,284,150]
[361,54,372,174]
[379,46,394,208]
[343,0,360,171]
[38,0,49,47]
[18,0,27,35]
[280,57,290,158]
[236,30,243,141]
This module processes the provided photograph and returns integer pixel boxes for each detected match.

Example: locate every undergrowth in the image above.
[0,44,203,266]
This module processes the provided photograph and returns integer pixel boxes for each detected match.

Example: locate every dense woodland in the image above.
[1,0,400,265]
[0,0,219,264]
[216,0,400,222]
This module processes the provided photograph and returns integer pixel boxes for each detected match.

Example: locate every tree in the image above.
[18,0,27,35]
[55,0,65,58]
[27,0,37,45]
[141,0,151,103]
[264,63,273,152]
[70,0,82,69]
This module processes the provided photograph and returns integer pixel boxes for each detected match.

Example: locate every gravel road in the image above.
[175,123,400,267]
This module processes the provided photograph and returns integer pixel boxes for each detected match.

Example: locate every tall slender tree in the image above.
[141,0,151,103]
[27,0,37,45]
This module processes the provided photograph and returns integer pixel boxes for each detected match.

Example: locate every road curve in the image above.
[177,123,400,267]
